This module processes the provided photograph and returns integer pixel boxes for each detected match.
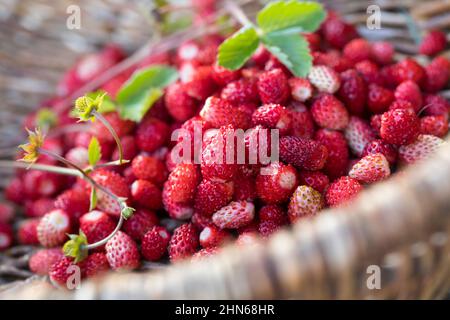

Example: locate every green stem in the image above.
[0,160,81,177]
[92,110,125,165]
[84,214,125,250]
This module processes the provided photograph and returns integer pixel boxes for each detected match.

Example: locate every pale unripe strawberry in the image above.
[308,65,341,94]
[37,209,71,247]
[105,231,140,271]
[288,186,324,223]
[345,116,376,156]
[212,201,255,229]
[349,153,391,183]
[398,135,445,165]
[199,225,230,248]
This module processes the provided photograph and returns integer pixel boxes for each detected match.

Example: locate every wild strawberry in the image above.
[370,114,382,134]
[105,231,140,271]
[17,218,40,245]
[338,69,367,116]
[123,208,159,241]
[258,205,287,237]
[424,56,450,92]
[163,163,200,205]
[419,30,447,56]
[130,179,162,210]
[168,223,199,261]
[354,60,384,86]
[37,209,71,247]
[54,189,90,225]
[343,38,372,63]
[90,170,130,216]
[141,226,171,261]
[211,64,240,86]
[299,171,330,193]
[371,41,394,65]
[257,69,290,104]
[199,96,251,129]
[256,162,299,204]
[201,125,239,181]
[5,178,24,204]
[251,45,271,66]
[264,57,291,75]
[0,202,14,223]
[131,155,167,186]
[388,100,415,112]
[164,82,198,122]
[394,81,423,113]
[280,136,328,171]
[392,58,426,86]
[194,180,233,217]
[182,65,217,100]
[289,78,313,102]
[82,252,109,277]
[135,117,170,152]
[191,212,213,230]
[345,116,376,156]
[49,256,79,286]
[93,112,134,143]
[420,115,448,138]
[65,147,88,167]
[308,65,341,94]
[398,134,445,165]
[79,210,116,247]
[29,248,64,275]
[325,176,363,207]
[367,84,394,114]
[380,108,420,145]
[220,78,259,105]
[423,94,449,119]
[199,225,230,248]
[0,222,13,251]
[232,174,257,201]
[322,16,357,49]
[349,153,391,184]
[290,102,315,139]
[288,185,324,223]
[313,50,352,73]
[316,129,350,179]
[23,171,63,200]
[212,201,255,229]
[252,104,292,135]
[311,94,349,130]
[362,139,398,165]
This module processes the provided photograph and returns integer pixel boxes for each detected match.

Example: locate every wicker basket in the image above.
[0,0,449,299]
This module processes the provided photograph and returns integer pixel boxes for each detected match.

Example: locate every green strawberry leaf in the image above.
[116,65,178,122]
[257,0,325,33]
[218,26,260,70]
[262,33,312,78]
[87,136,101,167]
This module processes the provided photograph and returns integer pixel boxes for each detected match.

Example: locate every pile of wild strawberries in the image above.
[0,8,449,287]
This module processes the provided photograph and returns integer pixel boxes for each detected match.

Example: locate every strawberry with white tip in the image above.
[349,153,391,183]
[212,201,255,229]
[37,209,71,247]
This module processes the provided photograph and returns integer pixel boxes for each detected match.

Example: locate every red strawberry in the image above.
[221,78,259,105]
[29,248,64,275]
[23,171,63,200]
[424,56,450,92]
[367,84,394,114]
[17,219,40,245]
[54,189,90,225]
[232,174,257,201]
[252,104,292,135]
[280,136,328,171]
[163,163,200,205]
[135,117,170,152]
[212,201,255,229]
[289,77,313,102]
[338,69,367,116]
[362,139,398,165]
[392,58,426,86]
[0,202,14,223]
[257,68,290,104]
[165,82,198,122]
[5,178,24,204]
[168,223,199,261]
[92,112,134,143]
[380,108,420,145]
[354,60,384,86]
[141,226,171,261]
[299,171,330,193]
[420,115,448,138]
[322,16,357,49]
[256,162,299,204]
[388,99,415,112]
[251,45,271,66]
[199,96,251,129]
[313,50,352,73]
[349,153,391,183]
[315,129,349,180]
[325,176,363,207]
[419,30,447,56]
[37,209,71,247]
[49,257,80,286]
[199,225,230,248]
[370,114,383,135]
[344,116,376,156]
[194,180,233,217]
[371,41,394,65]
[182,65,217,100]
[311,94,349,130]
[258,205,287,237]
[211,64,241,86]
[131,155,167,187]
[290,102,315,139]
[90,170,130,216]
[79,210,116,248]
[288,186,324,223]
[0,222,13,251]
[398,134,445,165]
[122,208,159,241]
[423,94,449,119]
[81,252,109,277]
[343,38,372,63]
[191,212,213,230]
[105,231,140,270]
[308,65,341,94]
[130,179,162,210]
[394,80,423,113]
